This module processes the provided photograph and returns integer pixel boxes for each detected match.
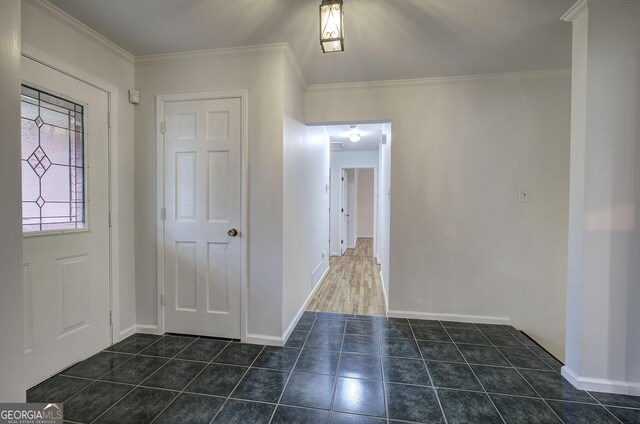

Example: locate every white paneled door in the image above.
[163,98,242,339]
[22,58,111,388]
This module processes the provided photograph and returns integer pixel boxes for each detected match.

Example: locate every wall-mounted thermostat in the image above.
[129,89,140,105]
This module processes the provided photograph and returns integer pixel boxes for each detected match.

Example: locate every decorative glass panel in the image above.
[21,85,86,233]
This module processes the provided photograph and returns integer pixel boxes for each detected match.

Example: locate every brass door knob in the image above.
[228,228,238,237]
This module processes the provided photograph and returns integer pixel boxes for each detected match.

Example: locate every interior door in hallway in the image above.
[22,58,111,388]
[163,97,242,338]
[341,169,348,255]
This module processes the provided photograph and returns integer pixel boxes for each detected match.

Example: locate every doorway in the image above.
[308,122,391,316]
[341,168,375,258]
[157,91,247,340]
[21,57,112,388]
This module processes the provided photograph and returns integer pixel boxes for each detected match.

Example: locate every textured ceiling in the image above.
[49,0,574,85]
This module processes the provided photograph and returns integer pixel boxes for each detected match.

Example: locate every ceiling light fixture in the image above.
[320,0,344,53]
[349,126,361,143]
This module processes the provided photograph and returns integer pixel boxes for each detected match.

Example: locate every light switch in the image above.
[128,89,140,105]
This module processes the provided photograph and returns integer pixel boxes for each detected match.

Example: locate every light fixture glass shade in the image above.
[320,0,344,53]
[349,133,361,143]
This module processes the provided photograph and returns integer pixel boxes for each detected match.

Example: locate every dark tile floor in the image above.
[27,312,640,423]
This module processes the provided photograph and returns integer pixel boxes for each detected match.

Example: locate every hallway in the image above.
[308,238,386,316]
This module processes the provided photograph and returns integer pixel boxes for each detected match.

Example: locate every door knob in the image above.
[228,228,238,237]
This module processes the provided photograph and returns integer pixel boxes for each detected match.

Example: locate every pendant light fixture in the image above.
[320,0,344,53]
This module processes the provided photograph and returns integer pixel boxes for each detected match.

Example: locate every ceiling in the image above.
[325,123,384,152]
[49,0,574,85]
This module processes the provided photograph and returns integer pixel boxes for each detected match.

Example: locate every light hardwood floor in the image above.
[307,238,386,316]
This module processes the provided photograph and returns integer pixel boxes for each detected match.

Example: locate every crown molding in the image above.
[283,44,308,88]
[136,43,293,66]
[561,0,589,21]
[561,0,640,21]
[24,0,134,64]
[306,69,571,92]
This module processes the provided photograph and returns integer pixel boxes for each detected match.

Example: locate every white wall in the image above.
[562,0,640,394]
[21,1,137,339]
[282,58,330,335]
[135,50,286,338]
[0,0,25,402]
[377,126,392,307]
[356,169,375,238]
[330,151,379,256]
[308,73,571,359]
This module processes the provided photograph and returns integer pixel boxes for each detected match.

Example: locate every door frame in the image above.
[340,169,349,255]
[20,44,121,346]
[339,166,377,255]
[156,90,249,342]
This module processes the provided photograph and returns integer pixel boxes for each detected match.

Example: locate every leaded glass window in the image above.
[21,85,86,233]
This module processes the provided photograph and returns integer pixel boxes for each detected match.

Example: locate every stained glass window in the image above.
[21,85,85,233]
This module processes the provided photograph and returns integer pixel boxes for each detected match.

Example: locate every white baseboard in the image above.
[281,263,330,346]
[245,333,283,347]
[562,366,640,395]
[136,325,160,335]
[331,251,341,257]
[119,325,137,340]
[118,324,160,341]
[348,244,356,249]
[379,270,389,314]
[387,310,511,325]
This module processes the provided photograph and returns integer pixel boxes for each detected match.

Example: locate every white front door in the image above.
[341,169,349,255]
[163,97,242,339]
[21,58,111,388]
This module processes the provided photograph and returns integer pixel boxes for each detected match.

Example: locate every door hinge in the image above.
[108,212,112,227]
[160,121,166,134]
[342,177,344,181]
[107,113,112,128]
[109,310,113,325]
[341,240,344,244]
[160,293,166,306]
[341,208,344,213]
[161,207,166,221]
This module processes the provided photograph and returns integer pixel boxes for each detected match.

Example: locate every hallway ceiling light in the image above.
[320,0,344,53]
[348,125,361,142]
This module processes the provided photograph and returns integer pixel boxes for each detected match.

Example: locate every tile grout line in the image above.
[86,334,180,423]
[56,335,171,420]
[441,325,507,424]
[408,319,449,424]
[509,365,568,424]
[266,314,316,424]
[473,327,573,424]
[327,315,349,417]
[472,326,569,424]
[204,342,267,424]
[98,335,225,423]
[146,336,231,424]
[584,391,625,423]
[92,335,232,424]
[373,319,390,424]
